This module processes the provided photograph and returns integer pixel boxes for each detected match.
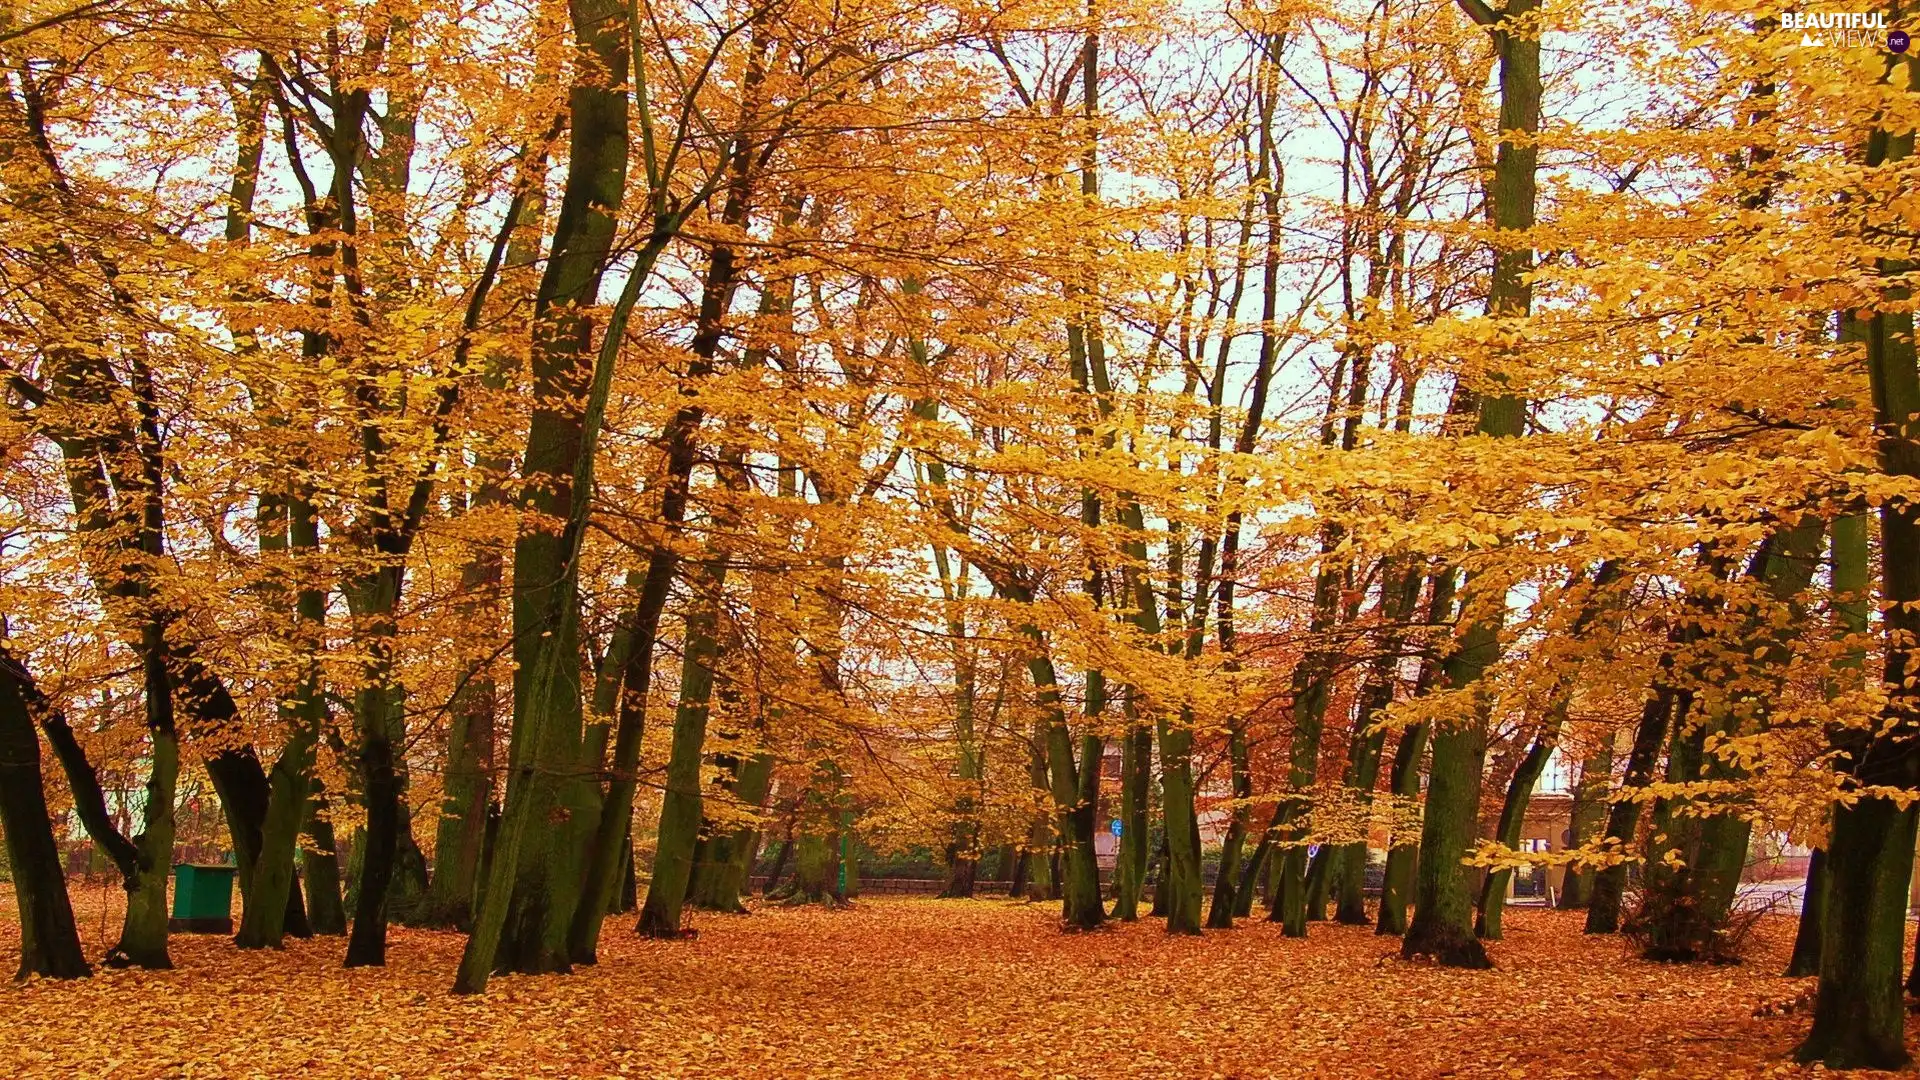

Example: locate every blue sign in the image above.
[1110,819,1123,837]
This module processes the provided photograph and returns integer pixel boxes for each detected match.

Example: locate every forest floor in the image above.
[0,886,1912,1078]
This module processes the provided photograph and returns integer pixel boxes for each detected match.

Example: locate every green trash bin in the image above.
[170,863,237,934]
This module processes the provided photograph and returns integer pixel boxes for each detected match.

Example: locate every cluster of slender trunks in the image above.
[2,1,1916,1073]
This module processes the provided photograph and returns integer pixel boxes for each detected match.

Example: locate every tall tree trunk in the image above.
[1557,734,1616,909]
[112,633,178,970]
[303,781,348,933]
[900,276,987,905]
[1374,719,1427,936]
[1007,845,1031,899]
[1019,623,1104,930]
[600,25,770,941]
[0,652,90,980]
[455,0,642,990]
[761,814,796,897]
[936,651,982,899]
[1272,548,1344,937]
[1589,559,1730,940]
[1331,563,1418,924]
[570,568,668,960]
[1798,57,1920,1067]
[698,748,773,912]
[1795,433,1870,978]
[1646,523,1820,958]
[1378,569,1451,936]
[1786,846,1828,978]
[345,570,406,968]
[1114,717,1151,919]
[1479,563,1623,939]
[1205,717,1253,928]
[934,563,983,901]
[237,491,326,950]
[1401,687,1492,967]
[1403,0,1540,970]
[420,627,495,931]
[1201,35,1285,930]
[1475,704,1561,940]
[637,550,735,937]
[222,69,319,950]
[1586,679,1681,934]
[1019,723,1054,902]
[1646,37,1796,955]
[103,359,181,970]
[1156,710,1203,933]
[418,129,546,934]
[792,826,843,903]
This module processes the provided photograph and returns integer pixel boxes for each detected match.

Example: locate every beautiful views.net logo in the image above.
[1781,10,1910,51]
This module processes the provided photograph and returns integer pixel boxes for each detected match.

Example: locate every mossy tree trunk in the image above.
[205,736,303,937]
[1402,681,1493,969]
[1479,563,1623,940]
[420,624,495,932]
[935,645,983,899]
[237,488,326,951]
[1378,568,1451,936]
[637,551,735,936]
[1205,716,1253,929]
[1156,711,1204,933]
[1588,564,1730,940]
[303,782,347,934]
[344,571,407,969]
[454,0,645,992]
[1018,724,1055,902]
[1374,719,1426,936]
[1798,56,1920,1068]
[114,635,178,970]
[1148,834,1171,916]
[1647,524,1820,959]
[1403,0,1539,971]
[1114,716,1151,920]
[931,565,983,900]
[792,825,845,904]
[1790,410,1870,978]
[104,358,181,970]
[841,820,863,900]
[1272,552,1342,937]
[1557,733,1616,909]
[1331,562,1420,925]
[760,813,796,897]
[1586,680,1679,933]
[1475,703,1560,941]
[695,747,773,913]
[1016,617,1105,930]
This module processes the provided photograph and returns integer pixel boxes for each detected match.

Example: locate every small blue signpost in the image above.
[1110,819,1123,837]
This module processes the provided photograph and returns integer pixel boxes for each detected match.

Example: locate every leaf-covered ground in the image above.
[2,888,1912,1078]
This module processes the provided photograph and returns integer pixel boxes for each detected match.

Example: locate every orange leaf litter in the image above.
[3,889,1913,1078]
